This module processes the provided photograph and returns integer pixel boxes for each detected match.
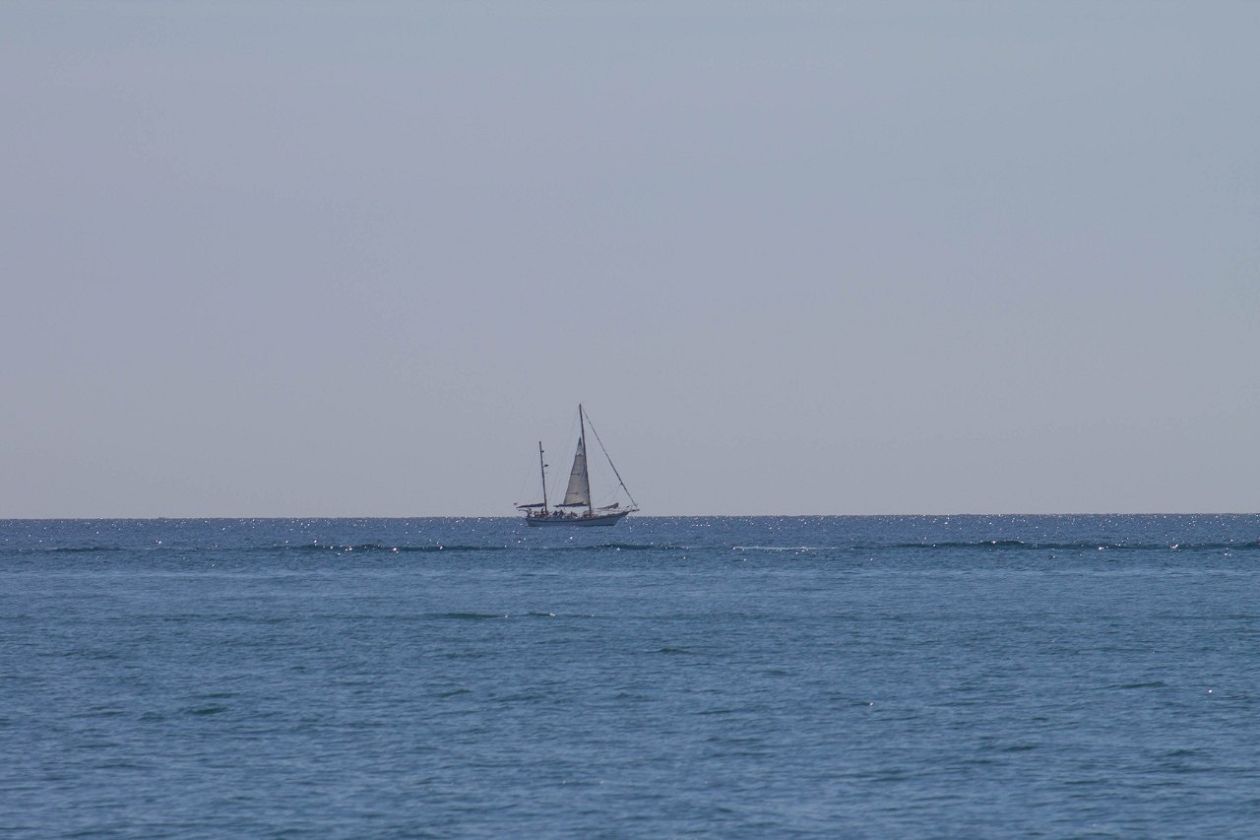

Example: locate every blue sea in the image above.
[4,515,1260,838]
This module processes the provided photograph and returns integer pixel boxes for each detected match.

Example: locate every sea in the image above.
[3,515,1260,838]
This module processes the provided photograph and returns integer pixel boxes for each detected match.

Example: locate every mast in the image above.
[579,404,592,516]
[538,441,548,514]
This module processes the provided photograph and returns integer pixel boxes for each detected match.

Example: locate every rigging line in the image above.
[582,409,639,510]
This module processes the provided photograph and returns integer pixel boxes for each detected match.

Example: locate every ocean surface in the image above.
[4,515,1260,838]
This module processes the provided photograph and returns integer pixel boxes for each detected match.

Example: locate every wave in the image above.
[278,542,683,554]
[733,540,1260,553]
[2,541,688,556]
[279,541,687,554]
[427,611,509,620]
[873,540,1260,552]
[5,543,508,555]
[283,542,506,554]
[7,545,128,554]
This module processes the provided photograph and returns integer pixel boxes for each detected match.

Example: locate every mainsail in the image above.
[562,437,590,506]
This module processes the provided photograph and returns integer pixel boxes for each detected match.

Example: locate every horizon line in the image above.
[2,512,1258,522]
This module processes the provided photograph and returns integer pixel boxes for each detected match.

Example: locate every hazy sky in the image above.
[2,2,1258,516]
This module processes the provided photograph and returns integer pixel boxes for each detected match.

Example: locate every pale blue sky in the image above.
[2,2,1257,516]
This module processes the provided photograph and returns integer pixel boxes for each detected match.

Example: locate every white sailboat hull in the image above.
[524,510,632,527]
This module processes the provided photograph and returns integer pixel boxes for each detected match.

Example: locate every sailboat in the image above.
[516,404,639,527]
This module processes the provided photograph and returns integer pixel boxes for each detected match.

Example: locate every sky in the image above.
[1,1,1258,517]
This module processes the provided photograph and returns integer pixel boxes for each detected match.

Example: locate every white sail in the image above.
[562,437,590,506]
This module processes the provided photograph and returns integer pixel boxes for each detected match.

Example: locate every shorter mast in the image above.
[538,441,548,514]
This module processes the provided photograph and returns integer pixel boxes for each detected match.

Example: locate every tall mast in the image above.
[579,404,592,516]
[538,441,548,514]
